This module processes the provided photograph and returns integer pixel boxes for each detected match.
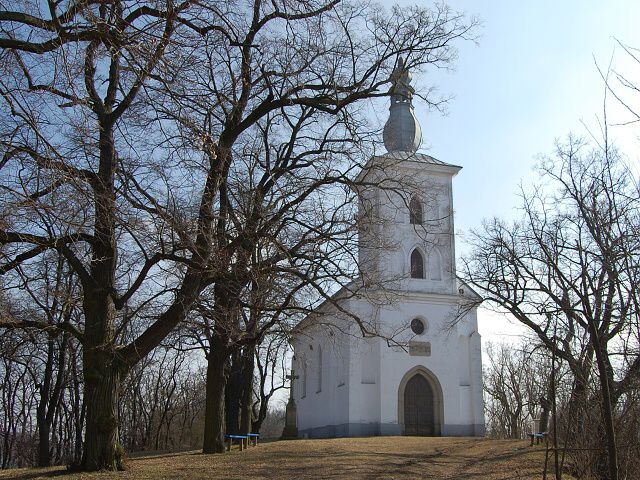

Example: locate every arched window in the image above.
[317,346,323,393]
[410,249,425,279]
[409,196,423,225]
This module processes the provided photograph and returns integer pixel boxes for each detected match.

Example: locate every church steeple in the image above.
[383,57,423,153]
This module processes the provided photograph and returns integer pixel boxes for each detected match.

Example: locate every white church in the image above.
[289,59,485,438]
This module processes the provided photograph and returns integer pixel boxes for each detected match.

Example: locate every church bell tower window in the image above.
[410,249,425,279]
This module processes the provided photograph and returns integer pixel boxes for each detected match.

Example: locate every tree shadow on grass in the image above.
[0,440,547,480]
[0,469,74,480]
[232,442,544,479]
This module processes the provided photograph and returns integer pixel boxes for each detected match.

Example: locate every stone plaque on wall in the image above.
[409,341,431,356]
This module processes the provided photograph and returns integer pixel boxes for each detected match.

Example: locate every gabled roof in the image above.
[294,278,483,335]
[381,151,462,169]
[456,277,483,302]
[292,282,356,333]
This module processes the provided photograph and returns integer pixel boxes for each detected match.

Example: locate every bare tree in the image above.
[463,136,640,480]
[253,333,289,433]
[0,0,217,470]
[485,341,535,439]
[23,255,81,467]
[0,0,477,468]
[142,1,478,454]
[0,306,84,468]
[601,40,640,126]
[118,342,205,453]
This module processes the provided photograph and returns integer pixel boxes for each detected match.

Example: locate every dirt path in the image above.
[0,437,563,479]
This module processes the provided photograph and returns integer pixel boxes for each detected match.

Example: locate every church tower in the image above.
[358,57,461,298]
[292,57,485,439]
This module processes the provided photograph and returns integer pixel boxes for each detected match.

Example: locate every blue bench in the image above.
[224,433,260,451]
[528,432,548,445]
[246,433,260,446]
[225,434,249,451]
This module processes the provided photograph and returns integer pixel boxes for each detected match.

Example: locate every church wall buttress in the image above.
[360,338,377,385]
[469,331,486,433]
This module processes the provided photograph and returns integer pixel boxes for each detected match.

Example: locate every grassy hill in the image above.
[0,437,570,479]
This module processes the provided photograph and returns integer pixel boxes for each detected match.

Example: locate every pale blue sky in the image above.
[398,1,640,340]
[418,0,640,232]
[276,3,640,402]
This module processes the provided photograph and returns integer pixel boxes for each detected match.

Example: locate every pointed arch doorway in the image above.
[398,366,443,436]
[404,375,434,435]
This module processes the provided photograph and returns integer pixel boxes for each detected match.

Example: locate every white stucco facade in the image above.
[291,152,485,438]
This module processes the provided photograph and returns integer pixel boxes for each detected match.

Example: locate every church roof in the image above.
[456,278,483,302]
[380,151,462,169]
[292,282,356,334]
[293,279,483,334]
[355,151,461,184]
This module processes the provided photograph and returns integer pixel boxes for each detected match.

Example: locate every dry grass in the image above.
[0,437,570,479]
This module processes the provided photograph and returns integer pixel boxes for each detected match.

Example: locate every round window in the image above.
[410,318,425,335]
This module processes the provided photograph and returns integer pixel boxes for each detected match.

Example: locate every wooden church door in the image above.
[404,374,435,436]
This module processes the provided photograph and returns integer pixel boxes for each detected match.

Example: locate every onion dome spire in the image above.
[383,56,423,153]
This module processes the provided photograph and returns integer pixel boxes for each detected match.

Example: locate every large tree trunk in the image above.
[71,344,85,465]
[592,336,618,480]
[252,396,268,433]
[202,251,243,453]
[81,375,122,471]
[37,422,51,468]
[225,350,242,434]
[81,339,125,471]
[38,332,69,467]
[79,116,123,470]
[239,346,255,434]
[538,366,554,434]
[538,395,551,434]
[80,284,123,470]
[567,361,592,436]
[202,330,230,454]
[36,339,54,467]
